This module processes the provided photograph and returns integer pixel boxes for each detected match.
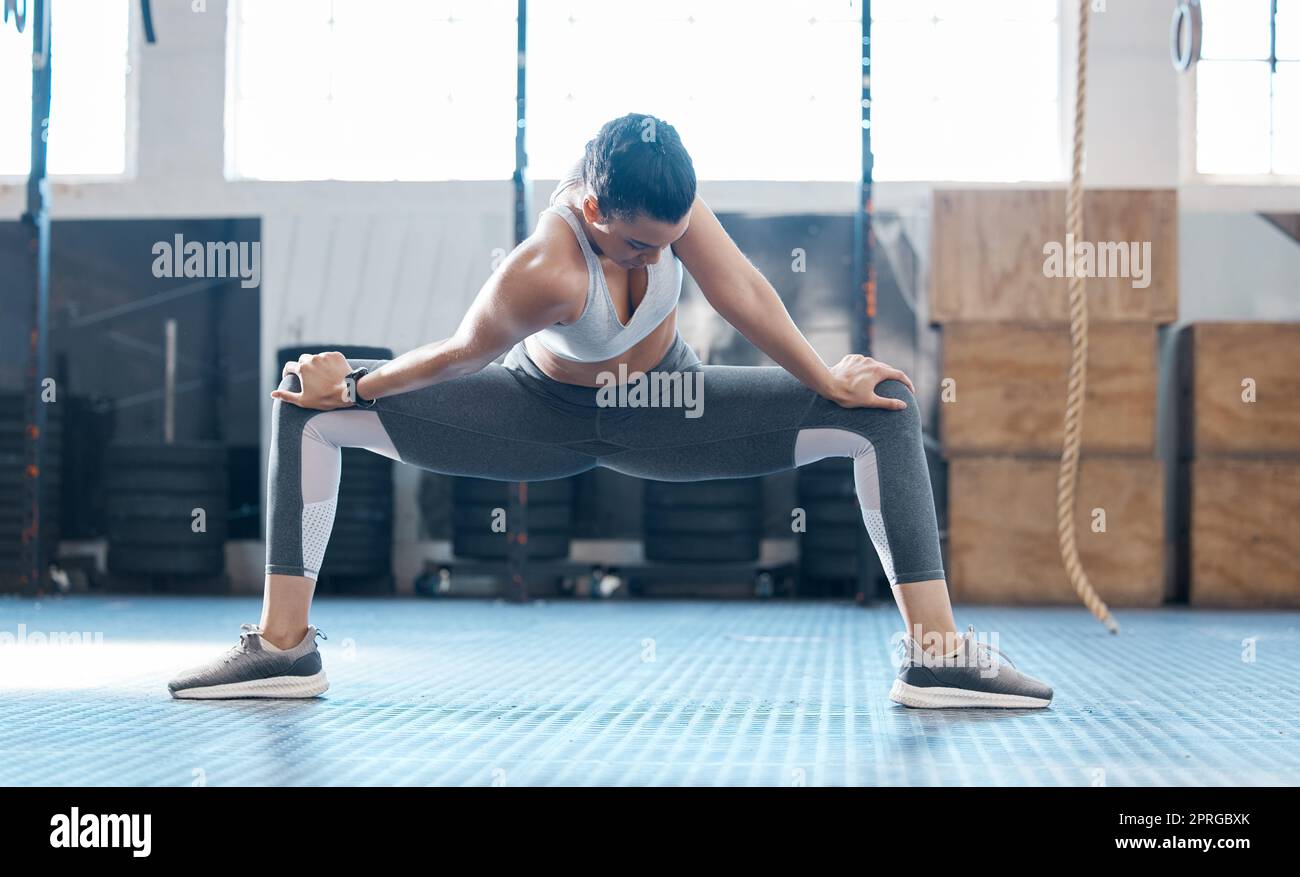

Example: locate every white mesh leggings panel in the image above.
[794,427,898,586]
[293,409,401,581]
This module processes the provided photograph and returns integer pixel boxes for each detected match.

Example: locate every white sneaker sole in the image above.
[889,678,1051,709]
[171,670,329,700]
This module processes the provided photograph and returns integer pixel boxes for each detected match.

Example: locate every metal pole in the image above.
[506,0,530,602]
[852,0,875,358]
[849,1,880,601]
[164,318,177,444]
[19,0,52,596]
[512,0,532,246]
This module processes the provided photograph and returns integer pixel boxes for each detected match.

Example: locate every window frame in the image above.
[0,0,138,184]
[1180,0,1300,185]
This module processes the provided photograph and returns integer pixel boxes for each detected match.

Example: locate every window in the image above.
[0,0,129,177]
[227,0,1065,184]
[226,0,517,181]
[1196,0,1298,175]
[870,0,1062,182]
[526,0,862,181]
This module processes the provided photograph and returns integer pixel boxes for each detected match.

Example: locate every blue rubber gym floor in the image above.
[0,595,1296,786]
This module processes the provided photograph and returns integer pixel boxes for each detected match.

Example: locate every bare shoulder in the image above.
[491,214,587,322]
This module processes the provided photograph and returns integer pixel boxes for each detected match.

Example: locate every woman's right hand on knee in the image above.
[271,351,357,411]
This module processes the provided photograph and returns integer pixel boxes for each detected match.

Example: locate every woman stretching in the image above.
[168,114,1053,709]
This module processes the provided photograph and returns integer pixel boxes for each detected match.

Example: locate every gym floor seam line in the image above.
[1,597,1297,786]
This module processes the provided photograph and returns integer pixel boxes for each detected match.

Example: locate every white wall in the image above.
[1081,0,1181,188]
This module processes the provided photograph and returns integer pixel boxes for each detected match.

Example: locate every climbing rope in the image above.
[1058,0,1119,634]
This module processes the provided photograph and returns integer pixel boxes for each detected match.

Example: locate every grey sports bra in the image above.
[527,161,684,363]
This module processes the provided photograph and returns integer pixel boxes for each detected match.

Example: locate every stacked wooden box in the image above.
[931,189,1177,606]
[1176,322,1300,607]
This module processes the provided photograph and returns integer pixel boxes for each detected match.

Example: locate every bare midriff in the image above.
[525,191,681,388]
[525,311,679,387]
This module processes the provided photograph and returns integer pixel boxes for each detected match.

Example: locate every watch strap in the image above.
[345,367,377,408]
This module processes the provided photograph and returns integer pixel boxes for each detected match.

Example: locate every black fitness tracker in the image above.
[344,366,377,408]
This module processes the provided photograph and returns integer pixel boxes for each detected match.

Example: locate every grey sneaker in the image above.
[888,624,1053,709]
[168,623,329,699]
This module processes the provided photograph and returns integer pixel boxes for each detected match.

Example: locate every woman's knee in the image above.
[825,380,920,433]
[872,380,922,432]
[275,371,301,394]
[875,378,917,409]
[271,377,315,438]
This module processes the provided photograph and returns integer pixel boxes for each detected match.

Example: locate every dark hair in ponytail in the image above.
[581,113,696,224]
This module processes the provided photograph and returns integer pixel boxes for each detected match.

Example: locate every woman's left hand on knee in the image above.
[823,354,915,410]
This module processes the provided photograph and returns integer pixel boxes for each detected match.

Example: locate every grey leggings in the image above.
[266,333,945,585]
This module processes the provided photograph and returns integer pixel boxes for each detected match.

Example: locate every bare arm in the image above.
[671,195,915,410]
[270,242,578,410]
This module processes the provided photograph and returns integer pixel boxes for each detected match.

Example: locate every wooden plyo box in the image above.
[1176,322,1300,458]
[930,189,1178,324]
[948,457,1164,606]
[1190,459,1300,607]
[940,322,1157,456]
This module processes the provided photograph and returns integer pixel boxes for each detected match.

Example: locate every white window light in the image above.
[226,0,518,181]
[227,0,1064,184]
[527,0,862,182]
[0,0,129,177]
[869,0,1063,183]
[1196,0,1298,176]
